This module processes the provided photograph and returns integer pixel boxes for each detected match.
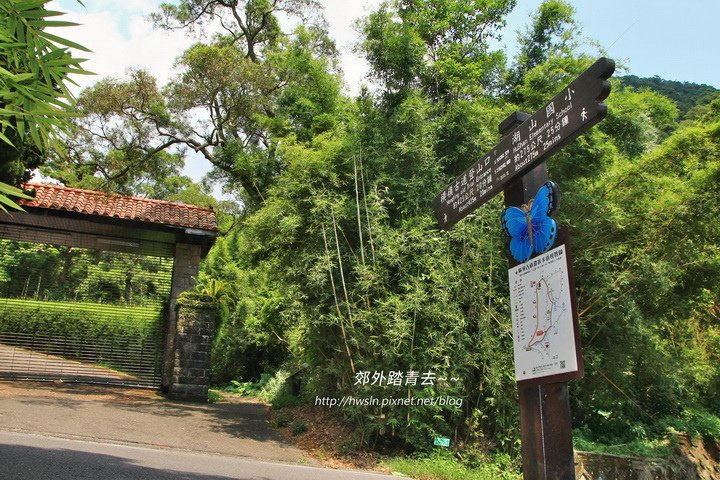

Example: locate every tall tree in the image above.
[507,0,577,100]
[48,1,341,209]
[362,0,515,101]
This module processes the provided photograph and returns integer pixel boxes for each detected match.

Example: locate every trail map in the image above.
[508,245,578,381]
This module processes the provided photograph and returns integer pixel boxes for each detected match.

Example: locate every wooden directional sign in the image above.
[432,57,615,230]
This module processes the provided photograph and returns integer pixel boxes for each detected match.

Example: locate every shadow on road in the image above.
[0,380,303,460]
[0,442,277,480]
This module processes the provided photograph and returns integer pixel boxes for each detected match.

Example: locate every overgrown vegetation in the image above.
[384,450,521,480]
[2,0,719,470]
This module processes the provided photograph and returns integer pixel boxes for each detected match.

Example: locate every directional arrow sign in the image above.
[432,57,615,230]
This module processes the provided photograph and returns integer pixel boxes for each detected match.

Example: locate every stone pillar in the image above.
[168,293,217,402]
[162,243,202,391]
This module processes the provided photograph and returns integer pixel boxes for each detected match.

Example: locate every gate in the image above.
[0,239,173,387]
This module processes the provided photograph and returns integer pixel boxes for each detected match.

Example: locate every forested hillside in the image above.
[4,0,719,464]
[619,74,719,118]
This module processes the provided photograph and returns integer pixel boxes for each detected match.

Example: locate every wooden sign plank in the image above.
[432,57,615,230]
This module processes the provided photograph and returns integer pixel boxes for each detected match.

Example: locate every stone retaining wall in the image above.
[574,434,719,480]
[575,451,668,479]
[168,295,217,402]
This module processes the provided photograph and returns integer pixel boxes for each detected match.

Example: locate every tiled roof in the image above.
[19,183,217,232]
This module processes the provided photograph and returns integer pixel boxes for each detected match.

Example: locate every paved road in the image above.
[0,431,399,480]
[0,382,308,463]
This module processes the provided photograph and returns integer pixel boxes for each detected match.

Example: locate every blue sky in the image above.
[51,0,719,186]
[507,0,719,87]
[55,0,719,88]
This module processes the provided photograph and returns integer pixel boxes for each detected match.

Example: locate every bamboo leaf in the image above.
[35,30,92,52]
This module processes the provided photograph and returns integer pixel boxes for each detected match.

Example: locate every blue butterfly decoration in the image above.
[501,181,559,263]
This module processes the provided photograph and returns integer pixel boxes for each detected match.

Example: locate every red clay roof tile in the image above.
[20,183,217,232]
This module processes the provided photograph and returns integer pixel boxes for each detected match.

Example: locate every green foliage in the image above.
[601,83,678,157]
[221,369,300,408]
[223,373,273,396]
[269,413,293,428]
[187,0,720,457]
[572,432,672,458]
[0,181,32,212]
[41,69,189,195]
[0,240,173,305]
[361,0,514,99]
[0,0,89,208]
[383,450,520,480]
[655,409,720,440]
[619,75,719,119]
[291,420,308,436]
[0,297,164,364]
[29,0,718,462]
[509,0,577,97]
[0,0,88,152]
[50,0,337,209]
[207,389,224,403]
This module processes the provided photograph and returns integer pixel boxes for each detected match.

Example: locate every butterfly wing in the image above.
[509,234,533,263]
[502,207,533,263]
[532,215,557,253]
[529,182,559,254]
[501,207,527,238]
[529,182,558,219]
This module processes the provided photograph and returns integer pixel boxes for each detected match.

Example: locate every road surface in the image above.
[0,431,400,480]
[0,381,309,463]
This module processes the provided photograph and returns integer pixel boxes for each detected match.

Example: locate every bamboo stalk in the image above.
[354,156,366,266]
[322,222,355,374]
[359,153,376,264]
[331,206,354,329]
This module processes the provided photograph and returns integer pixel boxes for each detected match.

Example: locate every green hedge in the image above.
[0,297,166,369]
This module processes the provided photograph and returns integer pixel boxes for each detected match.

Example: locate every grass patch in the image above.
[573,434,673,458]
[383,452,521,480]
[208,389,224,403]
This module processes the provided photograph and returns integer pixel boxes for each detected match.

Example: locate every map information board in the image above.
[509,244,578,382]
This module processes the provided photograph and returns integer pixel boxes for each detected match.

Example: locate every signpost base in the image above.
[518,383,575,479]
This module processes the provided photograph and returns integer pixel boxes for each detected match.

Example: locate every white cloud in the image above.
[321,0,383,96]
[48,2,195,93]
[45,1,385,185]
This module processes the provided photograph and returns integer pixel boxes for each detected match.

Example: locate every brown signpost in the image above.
[432,58,615,231]
[431,58,615,480]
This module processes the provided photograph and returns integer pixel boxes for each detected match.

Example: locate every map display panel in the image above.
[509,245,578,381]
